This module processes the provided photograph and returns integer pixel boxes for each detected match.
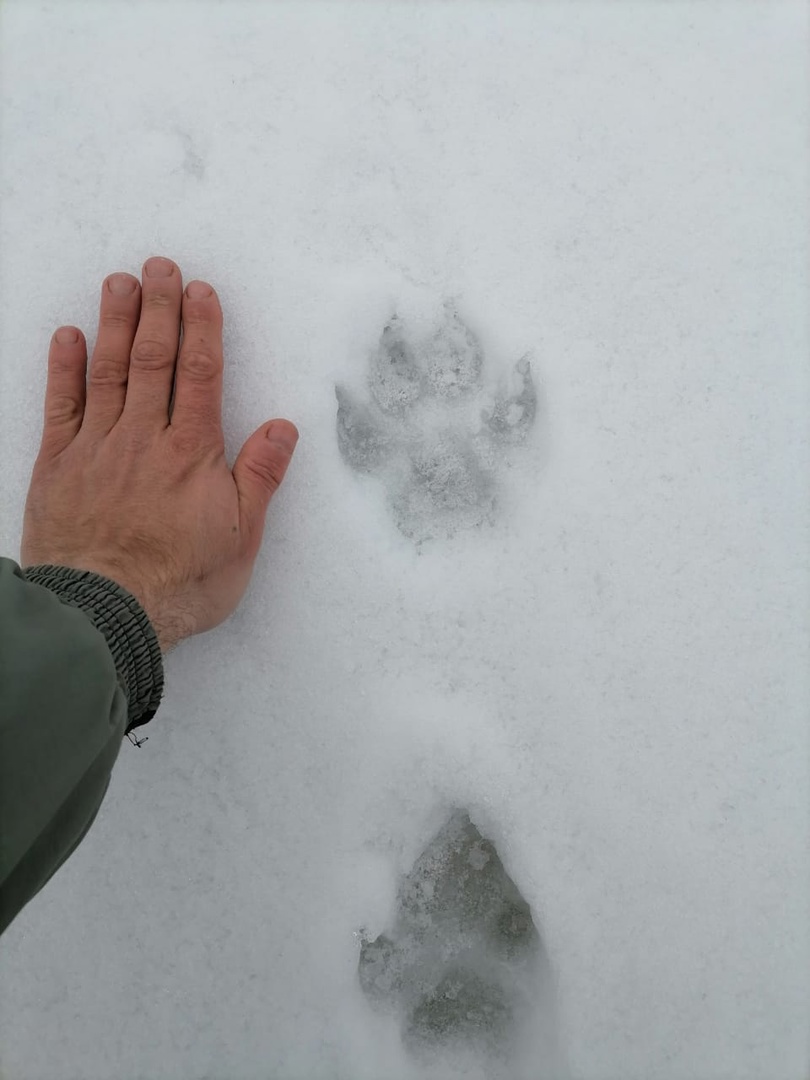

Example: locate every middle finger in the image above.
[123,256,183,425]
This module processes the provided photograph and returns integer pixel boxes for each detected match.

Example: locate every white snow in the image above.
[0,1,808,1078]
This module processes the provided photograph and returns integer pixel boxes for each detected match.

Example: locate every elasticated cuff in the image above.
[23,564,164,735]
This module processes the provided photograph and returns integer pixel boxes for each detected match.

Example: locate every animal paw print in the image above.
[336,303,537,544]
[358,811,545,1063]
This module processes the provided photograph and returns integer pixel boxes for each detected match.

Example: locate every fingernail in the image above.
[145,257,173,277]
[266,420,299,452]
[55,327,79,344]
[186,281,212,299]
[108,273,137,295]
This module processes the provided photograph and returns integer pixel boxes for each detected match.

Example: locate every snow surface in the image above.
[1,1,808,1078]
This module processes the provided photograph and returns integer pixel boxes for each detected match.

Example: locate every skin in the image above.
[20,256,299,654]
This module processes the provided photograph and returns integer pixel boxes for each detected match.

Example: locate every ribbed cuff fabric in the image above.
[23,565,164,735]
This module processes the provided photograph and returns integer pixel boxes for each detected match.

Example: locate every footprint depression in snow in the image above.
[358,810,548,1069]
[336,304,537,544]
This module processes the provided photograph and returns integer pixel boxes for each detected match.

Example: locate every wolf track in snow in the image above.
[336,303,537,545]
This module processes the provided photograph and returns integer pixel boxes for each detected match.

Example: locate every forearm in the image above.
[0,557,163,934]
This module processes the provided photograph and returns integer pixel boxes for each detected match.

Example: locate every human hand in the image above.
[21,256,298,653]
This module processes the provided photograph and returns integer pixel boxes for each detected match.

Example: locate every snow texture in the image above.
[0,2,808,1079]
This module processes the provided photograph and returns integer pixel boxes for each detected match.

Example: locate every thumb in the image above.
[233,419,299,539]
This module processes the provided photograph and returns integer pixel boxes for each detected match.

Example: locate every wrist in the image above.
[22,563,165,733]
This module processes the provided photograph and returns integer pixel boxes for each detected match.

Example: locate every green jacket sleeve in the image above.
[0,557,164,935]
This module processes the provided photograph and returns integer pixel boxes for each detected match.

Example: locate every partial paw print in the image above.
[358,811,548,1068]
[336,304,537,544]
